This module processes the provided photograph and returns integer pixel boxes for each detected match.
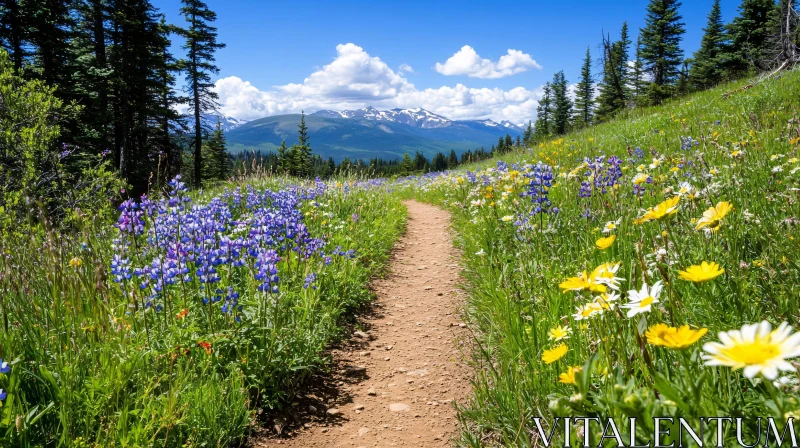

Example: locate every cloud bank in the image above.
[434,45,541,79]
[214,43,542,125]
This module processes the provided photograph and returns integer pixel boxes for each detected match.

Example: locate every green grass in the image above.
[0,176,405,447]
[3,68,800,448]
[398,70,800,446]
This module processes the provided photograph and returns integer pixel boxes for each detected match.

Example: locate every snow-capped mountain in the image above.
[499,120,526,133]
[311,107,514,130]
[227,108,524,163]
[200,111,248,132]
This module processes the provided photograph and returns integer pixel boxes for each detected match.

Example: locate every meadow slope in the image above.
[399,69,800,446]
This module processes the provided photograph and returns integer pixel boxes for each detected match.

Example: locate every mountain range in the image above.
[219,107,525,162]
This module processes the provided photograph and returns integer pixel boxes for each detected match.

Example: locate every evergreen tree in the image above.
[25,0,74,93]
[400,153,414,174]
[522,122,533,146]
[596,24,631,121]
[551,71,572,135]
[276,140,289,173]
[152,17,186,179]
[532,82,553,141]
[431,152,447,171]
[689,0,727,90]
[724,0,779,77]
[766,0,800,65]
[294,111,312,177]
[676,58,691,95]
[201,119,229,180]
[0,0,29,70]
[573,47,594,127]
[447,150,458,169]
[630,36,649,105]
[179,0,225,188]
[640,0,686,104]
[504,134,514,150]
[413,151,428,171]
[497,137,506,153]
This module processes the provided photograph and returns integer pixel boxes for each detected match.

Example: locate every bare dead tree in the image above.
[769,0,799,67]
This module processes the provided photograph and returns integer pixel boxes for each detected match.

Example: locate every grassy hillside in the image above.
[399,70,800,446]
[0,176,406,446]
[226,114,516,161]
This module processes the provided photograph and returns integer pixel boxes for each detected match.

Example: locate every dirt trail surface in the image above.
[256,200,471,448]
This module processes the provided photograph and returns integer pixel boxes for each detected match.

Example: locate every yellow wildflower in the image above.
[542,344,568,364]
[559,366,582,384]
[678,261,724,283]
[695,201,732,232]
[635,196,680,224]
[595,235,616,250]
[646,324,708,349]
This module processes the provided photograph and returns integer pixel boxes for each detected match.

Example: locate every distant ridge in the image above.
[223,107,525,162]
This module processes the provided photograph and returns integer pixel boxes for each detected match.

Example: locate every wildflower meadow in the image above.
[2,58,800,448]
[0,175,405,446]
[399,71,800,446]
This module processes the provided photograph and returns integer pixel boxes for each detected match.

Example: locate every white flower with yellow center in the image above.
[603,219,621,234]
[675,182,694,197]
[622,281,663,318]
[501,215,514,222]
[632,173,649,185]
[573,303,603,321]
[702,321,800,380]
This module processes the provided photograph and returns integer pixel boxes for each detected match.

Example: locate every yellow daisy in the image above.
[548,325,572,341]
[646,324,708,349]
[678,261,724,283]
[635,197,680,224]
[559,366,582,385]
[595,235,616,250]
[542,344,568,364]
[695,201,732,232]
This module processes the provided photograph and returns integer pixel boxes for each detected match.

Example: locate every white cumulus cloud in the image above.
[213,43,541,126]
[434,45,541,79]
[398,63,414,73]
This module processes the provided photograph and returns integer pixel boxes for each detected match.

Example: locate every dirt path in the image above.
[256,200,471,448]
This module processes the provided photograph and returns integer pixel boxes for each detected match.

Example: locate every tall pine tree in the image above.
[689,0,727,90]
[640,0,686,104]
[573,47,594,128]
[180,0,224,188]
[596,24,631,121]
[551,71,572,135]
[532,82,553,141]
[723,0,778,77]
[201,119,229,181]
[629,36,649,105]
[0,0,29,70]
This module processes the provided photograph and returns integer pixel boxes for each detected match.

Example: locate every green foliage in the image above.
[551,71,573,135]
[202,120,231,182]
[0,49,121,230]
[689,0,728,91]
[573,48,594,128]
[640,0,686,103]
[0,175,406,446]
[400,68,800,447]
[723,0,778,77]
[596,23,632,121]
[533,83,553,141]
[180,0,225,188]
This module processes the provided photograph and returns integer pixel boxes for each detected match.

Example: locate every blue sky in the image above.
[153,0,742,124]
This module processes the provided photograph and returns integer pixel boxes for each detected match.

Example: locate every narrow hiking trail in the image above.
[257,200,472,448]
